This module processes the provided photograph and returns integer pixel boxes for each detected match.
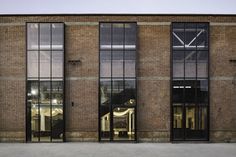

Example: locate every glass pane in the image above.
[27,51,38,78]
[197,63,208,78]
[100,79,112,106]
[125,23,136,50]
[185,80,196,103]
[197,24,208,50]
[100,51,111,77]
[100,79,111,140]
[125,51,135,77]
[51,81,63,141]
[27,23,38,50]
[173,62,184,78]
[185,107,208,139]
[112,79,124,105]
[100,23,111,50]
[28,81,39,141]
[185,23,196,50]
[52,23,64,50]
[112,51,123,77]
[173,106,184,139]
[112,24,124,50]
[172,23,209,141]
[173,51,184,61]
[52,51,63,78]
[113,107,135,141]
[197,51,208,61]
[40,51,50,78]
[172,23,185,50]
[172,80,184,103]
[186,107,195,130]
[185,51,196,78]
[197,79,208,103]
[124,79,136,106]
[39,81,51,142]
[197,51,208,78]
[100,106,110,140]
[40,24,51,50]
[199,107,207,130]
[173,51,184,78]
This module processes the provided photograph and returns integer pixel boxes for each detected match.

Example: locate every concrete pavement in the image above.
[0,143,236,157]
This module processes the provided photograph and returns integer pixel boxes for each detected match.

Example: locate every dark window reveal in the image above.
[99,23,137,141]
[171,23,209,141]
[26,23,64,142]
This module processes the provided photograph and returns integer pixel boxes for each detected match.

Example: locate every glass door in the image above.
[171,23,209,141]
[99,22,137,141]
[26,23,65,142]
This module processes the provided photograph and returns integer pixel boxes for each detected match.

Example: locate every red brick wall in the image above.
[0,15,235,142]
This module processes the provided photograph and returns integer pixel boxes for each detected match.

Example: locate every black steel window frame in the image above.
[26,22,65,142]
[98,22,138,142]
[170,22,210,141]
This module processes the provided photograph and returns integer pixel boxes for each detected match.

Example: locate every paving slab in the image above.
[0,143,236,157]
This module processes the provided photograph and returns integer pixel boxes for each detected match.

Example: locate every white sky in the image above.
[0,0,235,14]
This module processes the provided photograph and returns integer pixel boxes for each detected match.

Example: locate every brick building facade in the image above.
[0,15,235,142]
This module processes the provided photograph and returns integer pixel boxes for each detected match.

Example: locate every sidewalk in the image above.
[0,143,236,157]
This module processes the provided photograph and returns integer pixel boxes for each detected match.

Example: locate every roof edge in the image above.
[0,13,235,16]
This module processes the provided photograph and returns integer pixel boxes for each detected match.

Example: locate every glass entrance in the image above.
[171,23,209,141]
[99,23,137,141]
[26,23,64,142]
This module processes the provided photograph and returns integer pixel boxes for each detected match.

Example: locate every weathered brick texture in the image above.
[0,15,235,142]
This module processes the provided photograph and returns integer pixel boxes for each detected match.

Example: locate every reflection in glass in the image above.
[185,51,196,78]
[112,51,123,77]
[28,81,39,141]
[100,23,111,50]
[197,51,208,78]
[100,79,111,105]
[125,51,135,77]
[52,51,63,78]
[112,79,124,105]
[27,24,38,50]
[113,108,135,141]
[52,24,64,50]
[27,23,64,142]
[27,51,38,78]
[99,23,136,141]
[173,51,184,78]
[40,51,50,77]
[100,79,111,140]
[124,79,136,106]
[39,81,51,142]
[112,24,124,50]
[100,51,111,77]
[125,23,136,50]
[40,24,51,50]
[51,81,63,141]
[172,23,209,140]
